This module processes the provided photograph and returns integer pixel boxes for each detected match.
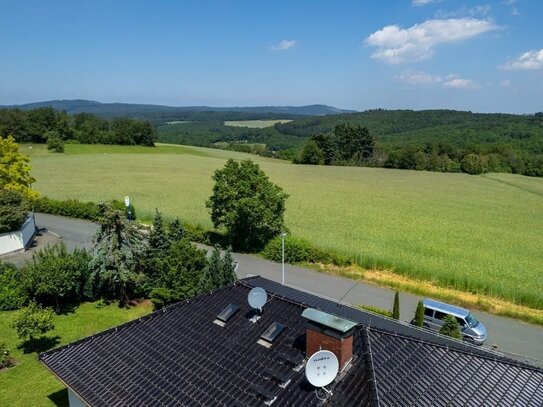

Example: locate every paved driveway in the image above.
[9,213,540,365]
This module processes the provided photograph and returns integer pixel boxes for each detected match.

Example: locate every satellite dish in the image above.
[248,287,267,310]
[305,350,339,388]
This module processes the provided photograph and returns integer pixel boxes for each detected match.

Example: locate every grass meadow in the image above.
[0,301,152,407]
[224,119,292,128]
[25,143,543,309]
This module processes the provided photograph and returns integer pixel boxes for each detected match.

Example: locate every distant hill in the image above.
[1,99,356,118]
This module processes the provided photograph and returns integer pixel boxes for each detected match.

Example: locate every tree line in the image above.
[0,107,157,146]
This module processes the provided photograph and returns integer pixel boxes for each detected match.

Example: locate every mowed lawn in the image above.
[0,302,152,407]
[26,143,543,309]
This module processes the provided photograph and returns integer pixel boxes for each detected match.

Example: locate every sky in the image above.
[0,0,542,113]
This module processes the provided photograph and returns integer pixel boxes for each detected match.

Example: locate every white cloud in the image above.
[412,0,436,6]
[270,40,298,51]
[436,5,491,18]
[394,70,478,89]
[500,49,543,70]
[443,75,478,89]
[365,18,498,64]
[500,79,512,87]
[394,70,442,84]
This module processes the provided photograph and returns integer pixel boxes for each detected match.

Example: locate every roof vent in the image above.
[257,322,285,348]
[214,303,240,327]
[302,308,357,371]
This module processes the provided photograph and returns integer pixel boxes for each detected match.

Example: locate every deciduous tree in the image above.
[206,159,288,251]
[0,135,38,200]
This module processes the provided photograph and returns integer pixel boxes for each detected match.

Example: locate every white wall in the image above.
[0,215,36,255]
[68,389,86,407]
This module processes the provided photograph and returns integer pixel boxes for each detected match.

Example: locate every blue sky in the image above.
[0,0,541,113]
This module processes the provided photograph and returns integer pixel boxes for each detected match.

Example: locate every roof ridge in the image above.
[361,327,381,407]
[369,327,543,373]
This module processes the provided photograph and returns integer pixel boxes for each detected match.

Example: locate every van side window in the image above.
[455,317,466,327]
[434,311,447,320]
[424,308,434,317]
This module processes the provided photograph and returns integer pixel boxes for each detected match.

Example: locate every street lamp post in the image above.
[281,232,287,285]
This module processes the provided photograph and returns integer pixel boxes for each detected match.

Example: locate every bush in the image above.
[392,291,400,320]
[23,243,92,308]
[34,197,134,222]
[0,262,28,310]
[46,132,65,153]
[0,189,28,233]
[0,343,15,369]
[10,301,55,344]
[461,154,485,175]
[149,287,175,310]
[439,315,462,339]
[414,300,425,327]
[262,235,317,263]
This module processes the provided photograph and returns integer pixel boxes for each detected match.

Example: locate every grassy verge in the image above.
[0,301,152,407]
[305,262,543,326]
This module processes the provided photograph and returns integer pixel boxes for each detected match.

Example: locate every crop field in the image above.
[25,143,543,309]
[224,119,292,128]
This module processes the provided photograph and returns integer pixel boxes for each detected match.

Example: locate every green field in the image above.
[0,302,152,407]
[224,119,292,128]
[25,143,543,309]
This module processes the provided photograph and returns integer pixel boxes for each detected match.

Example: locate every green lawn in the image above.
[26,143,543,309]
[0,302,152,407]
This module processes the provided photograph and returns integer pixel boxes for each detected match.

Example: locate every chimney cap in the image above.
[302,308,357,333]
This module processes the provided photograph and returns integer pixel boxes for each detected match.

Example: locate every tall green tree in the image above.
[392,291,400,320]
[89,204,145,304]
[0,135,38,200]
[414,300,425,327]
[201,245,237,292]
[206,159,288,251]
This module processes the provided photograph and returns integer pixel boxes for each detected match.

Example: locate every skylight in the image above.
[216,303,240,323]
[261,321,285,343]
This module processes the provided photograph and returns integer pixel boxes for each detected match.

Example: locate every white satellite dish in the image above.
[247,287,267,310]
[305,350,339,388]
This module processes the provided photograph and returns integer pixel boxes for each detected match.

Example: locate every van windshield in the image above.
[465,313,479,328]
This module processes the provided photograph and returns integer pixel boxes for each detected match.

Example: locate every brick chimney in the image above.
[302,308,357,371]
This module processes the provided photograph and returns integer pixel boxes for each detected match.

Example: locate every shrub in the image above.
[392,291,400,320]
[34,197,134,222]
[0,262,28,310]
[439,315,462,339]
[10,301,55,344]
[23,243,92,309]
[46,132,65,153]
[149,287,175,310]
[0,189,28,233]
[359,304,393,318]
[414,300,425,327]
[262,235,317,263]
[0,343,15,369]
[461,154,484,175]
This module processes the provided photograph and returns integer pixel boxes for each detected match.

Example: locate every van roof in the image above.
[423,299,470,318]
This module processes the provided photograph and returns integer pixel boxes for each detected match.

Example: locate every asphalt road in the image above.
[20,213,543,365]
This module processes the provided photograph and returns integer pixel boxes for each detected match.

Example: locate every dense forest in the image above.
[0,107,156,146]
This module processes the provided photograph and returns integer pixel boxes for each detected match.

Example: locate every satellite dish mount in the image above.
[247,287,267,323]
[305,350,339,399]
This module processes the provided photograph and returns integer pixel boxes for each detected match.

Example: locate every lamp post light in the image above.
[281,232,287,285]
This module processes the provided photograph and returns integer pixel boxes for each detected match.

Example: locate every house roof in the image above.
[40,276,543,406]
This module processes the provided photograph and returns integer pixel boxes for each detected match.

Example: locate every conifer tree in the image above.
[414,300,425,327]
[392,291,400,320]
